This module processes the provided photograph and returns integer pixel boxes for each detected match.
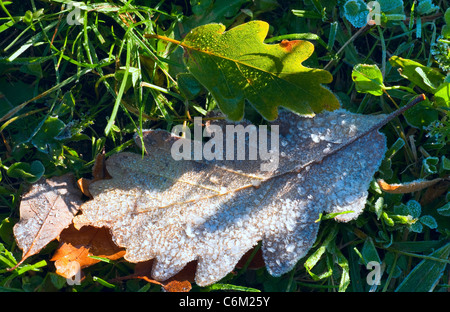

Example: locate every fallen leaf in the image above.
[377,178,443,194]
[73,97,425,286]
[158,261,196,292]
[51,225,125,279]
[133,260,197,292]
[12,174,83,269]
[179,20,339,121]
[73,111,384,285]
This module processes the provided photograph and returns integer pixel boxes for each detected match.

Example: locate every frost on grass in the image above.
[74,110,387,286]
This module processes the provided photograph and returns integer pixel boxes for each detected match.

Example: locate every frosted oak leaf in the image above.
[74,109,390,286]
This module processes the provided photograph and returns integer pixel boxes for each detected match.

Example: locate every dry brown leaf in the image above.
[113,260,196,292]
[73,110,388,286]
[77,152,111,198]
[137,260,196,292]
[73,96,424,286]
[12,174,83,269]
[420,179,450,206]
[51,225,125,279]
[161,261,197,292]
[377,178,443,194]
[77,178,92,198]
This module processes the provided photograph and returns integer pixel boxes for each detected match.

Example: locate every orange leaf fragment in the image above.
[77,153,112,198]
[377,178,443,194]
[51,225,125,279]
[54,257,84,282]
[421,180,450,206]
[133,260,196,292]
[77,178,92,198]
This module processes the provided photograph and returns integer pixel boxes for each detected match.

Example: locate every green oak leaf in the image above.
[180,20,339,121]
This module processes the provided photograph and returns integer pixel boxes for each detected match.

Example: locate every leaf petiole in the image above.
[144,33,182,46]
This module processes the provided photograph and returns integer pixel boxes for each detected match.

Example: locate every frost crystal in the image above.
[74,110,387,286]
[343,0,370,28]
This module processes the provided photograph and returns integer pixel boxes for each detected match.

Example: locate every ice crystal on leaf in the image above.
[343,0,370,28]
[74,110,388,286]
[416,0,439,15]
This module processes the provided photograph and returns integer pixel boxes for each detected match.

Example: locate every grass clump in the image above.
[0,0,449,292]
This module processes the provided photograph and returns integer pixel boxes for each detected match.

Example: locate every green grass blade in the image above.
[0,67,92,124]
[395,243,450,292]
[205,283,261,292]
[104,37,131,135]
[7,19,59,61]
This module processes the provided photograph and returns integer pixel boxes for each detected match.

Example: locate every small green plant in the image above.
[343,0,406,28]
[431,8,450,72]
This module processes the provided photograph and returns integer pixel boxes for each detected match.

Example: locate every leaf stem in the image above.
[380,94,426,126]
[324,25,369,71]
[314,94,427,170]
[144,33,182,46]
